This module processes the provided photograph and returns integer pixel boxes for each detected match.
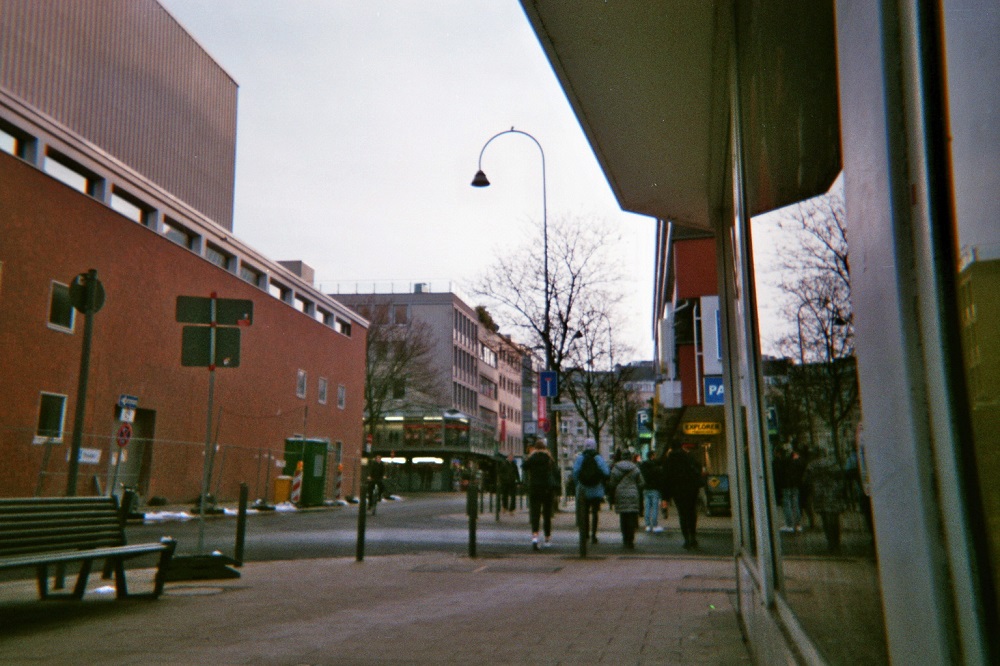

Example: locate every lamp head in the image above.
[471,170,490,187]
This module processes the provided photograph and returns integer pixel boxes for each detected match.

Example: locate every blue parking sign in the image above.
[704,376,725,405]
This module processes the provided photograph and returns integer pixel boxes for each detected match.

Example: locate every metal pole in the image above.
[66,269,99,497]
[467,478,478,558]
[197,295,218,554]
[356,461,368,561]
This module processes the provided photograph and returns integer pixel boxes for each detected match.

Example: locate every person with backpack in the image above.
[522,440,556,550]
[607,449,645,550]
[663,441,704,549]
[572,438,610,544]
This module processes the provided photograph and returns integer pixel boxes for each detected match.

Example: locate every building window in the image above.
[205,242,233,270]
[36,392,67,442]
[269,280,291,303]
[337,385,347,410]
[0,125,18,156]
[42,151,103,196]
[335,317,352,337]
[296,369,307,399]
[394,304,408,325]
[318,377,328,405]
[163,217,196,249]
[48,281,75,332]
[110,187,151,225]
[239,263,263,287]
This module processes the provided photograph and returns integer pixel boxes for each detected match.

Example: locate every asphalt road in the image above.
[127,492,738,563]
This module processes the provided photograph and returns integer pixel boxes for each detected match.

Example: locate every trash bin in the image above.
[704,474,731,516]
[283,438,329,507]
[273,475,292,504]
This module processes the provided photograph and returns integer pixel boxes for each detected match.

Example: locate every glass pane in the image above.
[752,181,887,663]
[48,282,74,330]
[942,1,1000,617]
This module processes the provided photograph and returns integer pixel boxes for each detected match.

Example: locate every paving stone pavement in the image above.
[0,550,752,665]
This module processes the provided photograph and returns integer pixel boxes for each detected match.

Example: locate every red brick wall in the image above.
[0,153,365,502]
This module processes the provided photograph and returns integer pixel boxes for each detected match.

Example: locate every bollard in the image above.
[466,480,478,558]
[235,482,248,565]
[577,492,588,558]
[356,478,367,562]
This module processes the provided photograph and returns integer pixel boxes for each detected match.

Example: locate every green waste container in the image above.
[283,438,329,507]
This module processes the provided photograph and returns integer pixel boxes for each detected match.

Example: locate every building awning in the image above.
[519,1,841,232]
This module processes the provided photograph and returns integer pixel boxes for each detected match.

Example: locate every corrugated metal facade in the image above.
[0,0,237,230]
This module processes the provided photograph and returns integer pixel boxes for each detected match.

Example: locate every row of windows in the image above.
[295,369,346,409]
[453,382,478,414]
[479,342,498,368]
[1,118,355,340]
[453,346,477,382]
[454,309,476,347]
[498,374,521,396]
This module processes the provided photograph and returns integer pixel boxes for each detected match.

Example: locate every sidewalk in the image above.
[0,500,752,665]
[0,554,750,665]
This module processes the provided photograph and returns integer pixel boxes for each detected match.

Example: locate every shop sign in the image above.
[682,421,722,436]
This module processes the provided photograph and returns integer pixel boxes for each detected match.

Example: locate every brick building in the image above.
[0,0,367,504]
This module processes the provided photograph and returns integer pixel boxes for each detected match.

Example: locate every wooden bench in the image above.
[0,496,176,600]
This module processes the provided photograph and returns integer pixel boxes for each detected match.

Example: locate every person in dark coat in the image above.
[663,441,703,549]
[572,438,611,544]
[522,440,555,550]
[607,449,644,549]
[497,454,519,515]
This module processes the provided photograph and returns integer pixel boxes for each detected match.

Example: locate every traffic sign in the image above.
[181,326,241,367]
[704,376,725,405]
[176,295,253,326]
[69,271,106,314]
[539,371,558,398]
[118,394,139,410]
[116,422,133,448]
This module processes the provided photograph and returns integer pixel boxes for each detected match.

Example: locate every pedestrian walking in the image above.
[607,449,644,549]
[803,449,847,553]
[522,440,555,550]
[498,454,519,514]
[572,438,610,544]
[664,441,703,549]
[639,452,667,533]
[367,455,386,514]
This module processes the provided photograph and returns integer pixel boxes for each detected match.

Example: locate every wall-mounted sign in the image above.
[682,421,722,436]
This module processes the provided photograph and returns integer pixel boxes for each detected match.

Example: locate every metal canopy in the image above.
[519,0,841,231]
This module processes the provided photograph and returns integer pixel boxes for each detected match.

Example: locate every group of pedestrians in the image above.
[521,438,706,552]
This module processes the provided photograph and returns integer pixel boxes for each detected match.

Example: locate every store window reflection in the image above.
[943,2,1000,622]
[752,180,888,664]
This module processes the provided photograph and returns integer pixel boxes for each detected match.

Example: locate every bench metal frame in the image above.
[0,496,176,600]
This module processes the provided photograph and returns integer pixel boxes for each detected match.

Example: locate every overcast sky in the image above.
[159,0,658,360]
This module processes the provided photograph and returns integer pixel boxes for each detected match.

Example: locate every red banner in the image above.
[537,395,548,433]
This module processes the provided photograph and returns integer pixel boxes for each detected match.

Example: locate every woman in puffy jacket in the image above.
[607,450,644,549]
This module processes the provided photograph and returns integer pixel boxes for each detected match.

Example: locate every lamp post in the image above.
[795,302,816,451]
[472,128,553,455]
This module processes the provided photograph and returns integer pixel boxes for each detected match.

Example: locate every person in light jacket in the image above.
[607,449,644,549]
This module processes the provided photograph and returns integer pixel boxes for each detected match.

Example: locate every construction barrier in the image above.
[289,461,304,505]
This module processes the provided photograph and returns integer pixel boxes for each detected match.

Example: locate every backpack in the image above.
[579,452,604,487]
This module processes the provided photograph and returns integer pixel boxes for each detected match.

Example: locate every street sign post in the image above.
[704,376,725,405]
[176,293,253,554]
[66,269,105,497]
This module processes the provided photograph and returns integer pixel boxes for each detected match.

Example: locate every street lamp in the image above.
[472,128,553,454]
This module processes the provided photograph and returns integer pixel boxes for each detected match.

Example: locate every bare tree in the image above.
[562,312,634,450]
[356,300,446,447]
[773,187,859,458]
[471,216,625,451]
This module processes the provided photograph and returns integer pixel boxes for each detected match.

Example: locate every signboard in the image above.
[176,296,253,326]
[116,422,133,448]
[539,371,558,398]
[119,407,136,424]
[181,326,241,367]
[704,376,725,405]
[682,421,722,436]
[766,406,779,436]
[637,409,652,438]
[118,394,139,410]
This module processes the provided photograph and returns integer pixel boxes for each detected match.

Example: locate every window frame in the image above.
[47,280,75,333]
[35,392,68,443]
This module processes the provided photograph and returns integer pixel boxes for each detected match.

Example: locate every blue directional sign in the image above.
[539,371,558,398]
[704,376,725,405]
